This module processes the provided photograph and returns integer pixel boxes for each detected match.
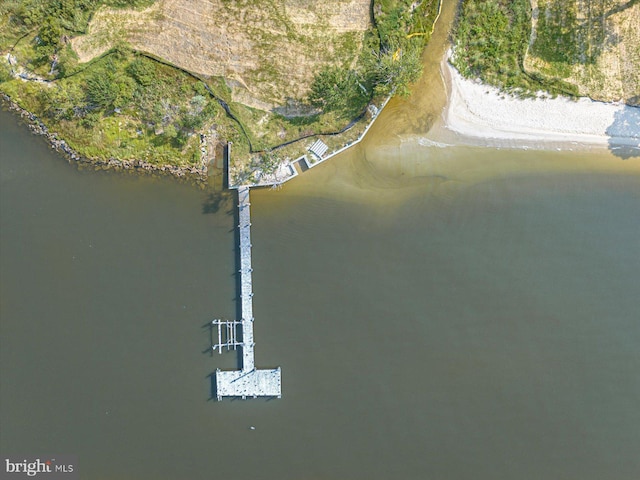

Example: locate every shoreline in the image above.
[1,94,210,184]
[433,57,640,154]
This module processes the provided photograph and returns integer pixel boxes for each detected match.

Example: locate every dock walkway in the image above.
[214,186,282,400]
[237,185,255,371]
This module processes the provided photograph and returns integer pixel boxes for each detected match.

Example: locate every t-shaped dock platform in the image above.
[213,186,282,400]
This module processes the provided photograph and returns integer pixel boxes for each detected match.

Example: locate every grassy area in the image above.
[1,48,218,166]
[452,0,639,104]
[452,0,578,96]
[526,0,640,104]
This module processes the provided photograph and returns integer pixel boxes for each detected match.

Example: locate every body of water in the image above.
[2,1,639,477]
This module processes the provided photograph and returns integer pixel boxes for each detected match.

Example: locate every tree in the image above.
[308,66,368,115]
[163,123,177,139]
[38,17,62,48]
[86,71,119,108]
[86,59,135,110]
[370,44,422,96]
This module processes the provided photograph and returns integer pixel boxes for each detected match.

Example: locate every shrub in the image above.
[126,57,156,87]
[308,66,369,115]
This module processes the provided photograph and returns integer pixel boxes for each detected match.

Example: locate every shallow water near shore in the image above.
[2,0,640,477]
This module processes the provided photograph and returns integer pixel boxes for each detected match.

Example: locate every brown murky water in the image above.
[2,1,639,478]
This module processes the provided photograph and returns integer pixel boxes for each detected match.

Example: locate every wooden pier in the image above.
[213,186,282,400]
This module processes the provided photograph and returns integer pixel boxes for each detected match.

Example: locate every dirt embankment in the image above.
[72,0,371,110]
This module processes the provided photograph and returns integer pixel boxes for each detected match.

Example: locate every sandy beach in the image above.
[440,58,640,152]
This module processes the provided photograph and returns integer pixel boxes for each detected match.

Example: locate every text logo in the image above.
[1,456,77,480]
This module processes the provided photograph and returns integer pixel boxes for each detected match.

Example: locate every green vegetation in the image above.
[0,1,154,51]
[308,66,369,116]
[452,0,578,96]
[0,62,11,83]
[0,1,154,84]
[1,0,442,174]
[527,0,639,105]
[308,0,440,118]
[0,1,219,167]
[2,48,220,165]
[532,0,636,67]
[370,0,439,95]
[452,0,532,89]
[532,0,582,65]
[452,0,639,103]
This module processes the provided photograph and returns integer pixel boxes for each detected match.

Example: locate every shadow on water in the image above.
[206,372,217,402]
[202,144,234,214]
[204,188,243,401]
[231,189,242,321]
[202,322,214,356]
[606,105,640,159]
[232,189,244,372]
[297,158,309,173]
[201,190,233,214]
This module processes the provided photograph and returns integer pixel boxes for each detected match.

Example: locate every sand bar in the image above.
[441,59,640,152]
